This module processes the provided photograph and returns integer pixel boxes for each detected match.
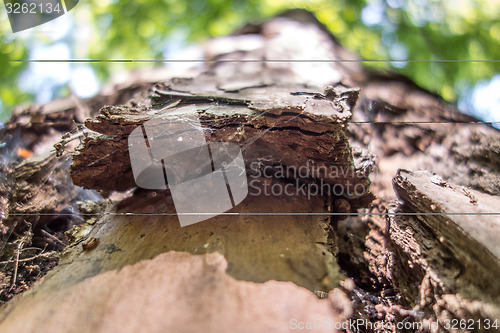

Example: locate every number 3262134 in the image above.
[5,2,62,14]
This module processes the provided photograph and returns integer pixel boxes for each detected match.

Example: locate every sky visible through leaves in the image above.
[0,0,499,124]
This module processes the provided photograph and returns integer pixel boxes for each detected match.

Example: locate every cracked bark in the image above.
[1,8,500,333]
[388,170,500,326]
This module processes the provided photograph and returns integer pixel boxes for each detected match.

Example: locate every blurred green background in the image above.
[1,0,499,121]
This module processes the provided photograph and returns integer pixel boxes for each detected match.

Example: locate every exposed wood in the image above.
[0,251,352,333]
[18,180,344,294]
[387,170,500,326]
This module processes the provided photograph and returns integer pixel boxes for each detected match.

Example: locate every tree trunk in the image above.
[1,9,499,333]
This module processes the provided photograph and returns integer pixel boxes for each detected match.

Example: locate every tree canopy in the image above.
[1,0,499,120]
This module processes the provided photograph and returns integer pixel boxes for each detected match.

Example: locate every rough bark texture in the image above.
[70,83,371,206]
[0,79,159,302]
[387,170,500,328]
[1,9,499,333]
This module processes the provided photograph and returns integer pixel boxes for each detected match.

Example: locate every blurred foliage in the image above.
[1,0,500,120]
[0,10,30,119]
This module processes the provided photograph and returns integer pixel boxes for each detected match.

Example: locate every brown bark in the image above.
[388,170,500,328]
[1,8,499,333]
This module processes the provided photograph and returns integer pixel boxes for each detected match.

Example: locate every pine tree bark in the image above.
[1,9,499,333]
